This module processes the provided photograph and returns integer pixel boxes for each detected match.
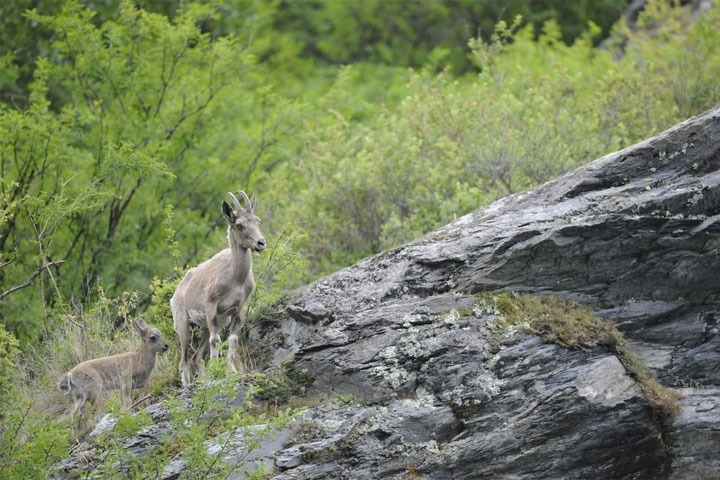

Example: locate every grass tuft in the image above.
[481,292,683,416]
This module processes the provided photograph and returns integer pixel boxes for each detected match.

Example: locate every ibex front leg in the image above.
[206,301,222,360]
[120,378,133,410]
[227,313,244,374]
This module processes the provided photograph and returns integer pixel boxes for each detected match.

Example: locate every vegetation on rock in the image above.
[481,292,683,416]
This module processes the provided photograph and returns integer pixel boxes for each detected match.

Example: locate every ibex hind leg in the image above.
[69,394,85,438]
[193,328,210,378]
[68,390,92,437]
[173,300,193,387]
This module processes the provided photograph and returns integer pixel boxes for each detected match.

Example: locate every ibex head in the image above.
[133,319,169,353]
[222,191,266,252]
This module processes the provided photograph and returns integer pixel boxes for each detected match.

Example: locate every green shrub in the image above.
[269,1,720,279]
[0,325,19,403]
[0,326,70,479]
[0,0,252,340]
[89,356,297,479]
[0,393,71,479]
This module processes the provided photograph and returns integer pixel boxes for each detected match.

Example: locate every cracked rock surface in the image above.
[269,295,667,479]
[266,105,720,479]
[59,106,720,478]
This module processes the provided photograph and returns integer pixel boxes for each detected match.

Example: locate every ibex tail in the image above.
[57,372,73,393]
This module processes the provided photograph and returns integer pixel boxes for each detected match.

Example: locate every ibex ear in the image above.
[221,201,235,223]
[133,320,147,337]
[249,193,256,212]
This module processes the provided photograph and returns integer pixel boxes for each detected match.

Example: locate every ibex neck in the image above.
[230,242,252,281]
[137,343,156,361]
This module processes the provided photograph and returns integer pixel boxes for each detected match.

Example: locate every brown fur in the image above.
[57,319,168,419]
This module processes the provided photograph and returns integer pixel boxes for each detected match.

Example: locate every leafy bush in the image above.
[0,327,71,478]
[271,2,720,277]
[1,0,253,340]
[0,394,71,479]
[257,0,628,72]
[0,325,19,403]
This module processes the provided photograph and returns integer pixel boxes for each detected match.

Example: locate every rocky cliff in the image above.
[60,105,720,479]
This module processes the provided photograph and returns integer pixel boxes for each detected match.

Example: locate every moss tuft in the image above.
[250,366,314,408]
[481,292,683,416]
[286,419,329,447]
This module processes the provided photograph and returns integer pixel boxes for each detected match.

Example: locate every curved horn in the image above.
[236,190,253,211]
[227,192,243,212]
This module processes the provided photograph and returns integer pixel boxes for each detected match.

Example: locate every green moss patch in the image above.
[250,365,314,407]
[480,292,683,416]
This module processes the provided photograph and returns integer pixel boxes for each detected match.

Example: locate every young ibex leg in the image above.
[120,376,132,410]
[71,392,85,420]
[227,314,244,374]
[72,388,95,427]
[69,393,86,437]
[206,301,222,360]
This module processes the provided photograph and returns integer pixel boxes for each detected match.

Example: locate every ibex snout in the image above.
[255,238,266,252]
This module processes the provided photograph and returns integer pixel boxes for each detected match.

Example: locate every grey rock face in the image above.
[669,387,720,479]
[59,106,720,478]
[268,105,720,479]
[272,295,666,479]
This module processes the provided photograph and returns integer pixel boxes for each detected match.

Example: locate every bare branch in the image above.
[0,260,65,302]
[0,253,16,270]
[130,393,154,411]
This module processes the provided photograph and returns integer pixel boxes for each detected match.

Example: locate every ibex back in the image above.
[57,319,168,418]
[171,191,265,386]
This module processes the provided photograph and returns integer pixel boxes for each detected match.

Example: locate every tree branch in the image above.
[0,259,65,302]
[0,254,16,270]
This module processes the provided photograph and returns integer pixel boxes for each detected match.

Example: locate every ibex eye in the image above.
[150,336,156,341]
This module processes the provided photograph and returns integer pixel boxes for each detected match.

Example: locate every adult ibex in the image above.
[57,319,168,418]
[171,191,265,386]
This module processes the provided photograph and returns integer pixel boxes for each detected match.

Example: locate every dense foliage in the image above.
[1,0,628,105]
[1,0,720,476]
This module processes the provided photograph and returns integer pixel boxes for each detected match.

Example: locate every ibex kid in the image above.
[57,319,169,418]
